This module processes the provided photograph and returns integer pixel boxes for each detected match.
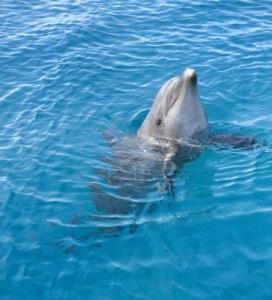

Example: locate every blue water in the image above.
[1,1,272,299]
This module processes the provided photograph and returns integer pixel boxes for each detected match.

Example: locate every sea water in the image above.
[0,1,272,299]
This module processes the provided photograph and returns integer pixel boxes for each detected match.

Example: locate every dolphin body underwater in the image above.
[90,68,257,234]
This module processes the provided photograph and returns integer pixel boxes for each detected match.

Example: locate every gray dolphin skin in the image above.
[137,67,257,151]
[90,68,257,235]
[138,68,208,143]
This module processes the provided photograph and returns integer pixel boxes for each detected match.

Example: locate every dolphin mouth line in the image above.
[162,77,184,116]
[171,74,195,110]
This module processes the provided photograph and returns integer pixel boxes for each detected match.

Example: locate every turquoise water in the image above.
[1,1,272,299]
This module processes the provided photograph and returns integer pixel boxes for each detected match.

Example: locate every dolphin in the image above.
[90,68,257,236]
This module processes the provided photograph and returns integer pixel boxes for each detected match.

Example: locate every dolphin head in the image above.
[137,68,208,142]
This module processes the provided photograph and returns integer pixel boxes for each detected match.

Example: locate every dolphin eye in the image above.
[156,118,162,127]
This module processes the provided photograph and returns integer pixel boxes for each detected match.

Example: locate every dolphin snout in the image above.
[183,68,197,85]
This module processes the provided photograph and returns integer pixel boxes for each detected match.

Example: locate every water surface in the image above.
[1,1,272,299]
